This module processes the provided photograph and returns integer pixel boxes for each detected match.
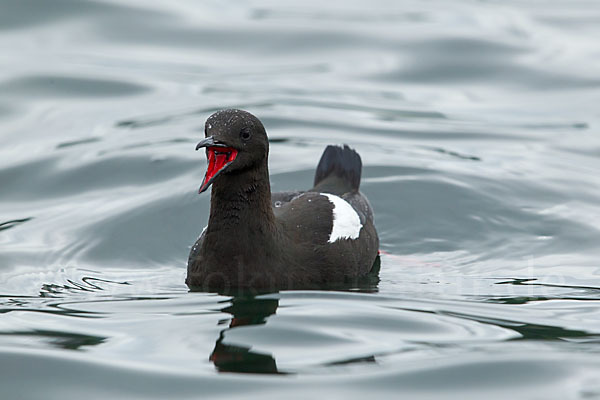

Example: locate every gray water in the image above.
[2,0,600,398]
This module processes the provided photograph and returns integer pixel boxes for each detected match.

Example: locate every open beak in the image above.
[196,137,238,193]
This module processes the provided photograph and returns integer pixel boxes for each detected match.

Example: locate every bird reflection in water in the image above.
[209,256,381,374]
[209,294,282,374]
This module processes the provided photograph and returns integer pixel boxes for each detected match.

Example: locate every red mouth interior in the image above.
[200,146,238,192]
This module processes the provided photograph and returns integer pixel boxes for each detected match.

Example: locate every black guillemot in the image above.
[187,109,379,290]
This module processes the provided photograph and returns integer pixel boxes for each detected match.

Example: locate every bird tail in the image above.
[313,145,362,193]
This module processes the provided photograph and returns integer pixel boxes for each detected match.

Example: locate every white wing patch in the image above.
[321,193,363,243]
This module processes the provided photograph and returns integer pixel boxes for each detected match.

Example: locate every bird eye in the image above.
[240,127,251,141]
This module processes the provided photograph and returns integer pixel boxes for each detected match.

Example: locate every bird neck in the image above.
[206,160,276,243]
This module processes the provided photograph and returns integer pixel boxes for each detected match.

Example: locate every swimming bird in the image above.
[187,109,379,290]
